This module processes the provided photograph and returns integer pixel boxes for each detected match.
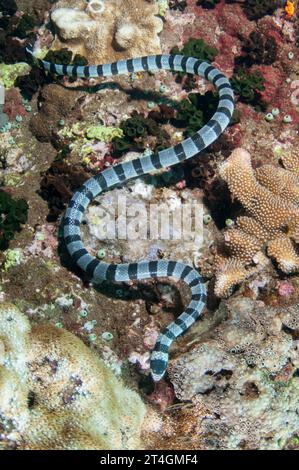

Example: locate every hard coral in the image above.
[50,0,163,64]
[0,191,28,251]
[175,91,219,137]
[39,161,91,221]
[44,48,88,66]
[214,148,299,297]
[197,0,221,9]
[171,37,218,63]
[112,111,171,156]
[0,302,146,450]
[168,297,299,450]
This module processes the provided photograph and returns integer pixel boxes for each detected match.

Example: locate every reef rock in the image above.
[49,0,163,64]
[0,302,146,450]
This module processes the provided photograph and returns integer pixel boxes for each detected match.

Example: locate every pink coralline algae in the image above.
[277,281,295,297]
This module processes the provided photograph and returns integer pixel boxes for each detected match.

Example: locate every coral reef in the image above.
[1,0,299,452]
[168,296,299,450]
[213,148,299,297]
[49,0,163,64]
[243,0,278,20]
[0,302,146,450]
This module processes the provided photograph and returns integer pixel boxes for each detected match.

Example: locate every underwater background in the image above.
[0,0,299,450]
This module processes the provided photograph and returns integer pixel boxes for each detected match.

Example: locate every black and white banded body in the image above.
[26,44,234,381]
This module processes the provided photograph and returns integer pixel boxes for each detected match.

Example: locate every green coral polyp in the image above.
[175,91,219,136]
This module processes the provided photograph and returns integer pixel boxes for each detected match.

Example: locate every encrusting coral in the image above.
[214,148,299,297]
[0,302,146,450]
[49,0,163,64]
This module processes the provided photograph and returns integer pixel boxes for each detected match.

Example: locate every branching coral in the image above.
[231,66,265,109]
[0,302,146,450]
[168,297,299,450]
[49,0,163,64]
[281,149,299,176]
[214,148,299,297]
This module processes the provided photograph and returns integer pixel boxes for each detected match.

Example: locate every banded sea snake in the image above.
[26,45,234,381]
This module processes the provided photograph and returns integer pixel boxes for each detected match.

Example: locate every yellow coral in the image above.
[285,0,295,17]
[0,302,146,450]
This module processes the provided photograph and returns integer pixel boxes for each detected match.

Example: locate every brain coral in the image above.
[0,302,146,450]
[213,148,299,297]
[168,297,299,450]
[50,0,163,64]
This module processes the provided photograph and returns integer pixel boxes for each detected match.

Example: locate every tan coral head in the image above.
[86,0,105,17]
